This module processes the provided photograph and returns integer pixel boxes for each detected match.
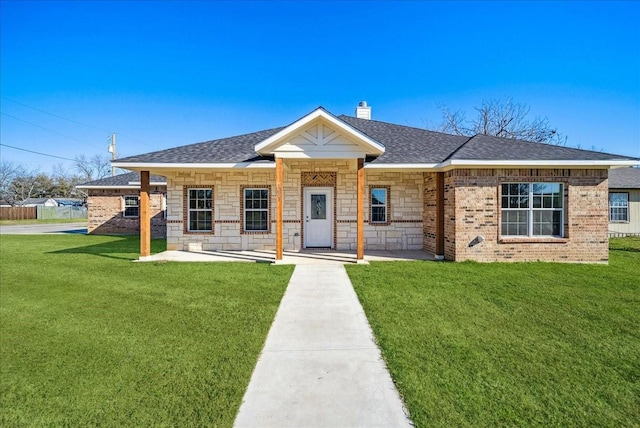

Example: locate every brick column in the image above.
[140,170,150,258]
[357,158,364,260]
[275,158,283,260]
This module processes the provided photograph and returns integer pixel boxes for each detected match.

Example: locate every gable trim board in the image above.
[110,106,639,263]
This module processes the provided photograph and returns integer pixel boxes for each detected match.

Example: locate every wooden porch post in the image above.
[356,158,365,260]
[140,170,151,258]
[436,172,445,257]
[275,157,283,260]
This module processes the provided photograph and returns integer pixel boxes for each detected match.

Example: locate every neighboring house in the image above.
[77,172,167,238]
[608,167,640,236]
[19,198,58,207]
[112,104,638,263]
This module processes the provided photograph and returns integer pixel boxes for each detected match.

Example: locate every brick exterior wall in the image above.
[423,172,438,254]
[164,162,424,252]
[87,187,166,238]
[443,168,609,263]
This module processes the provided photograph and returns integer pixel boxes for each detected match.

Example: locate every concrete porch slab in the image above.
[136,249,437,265]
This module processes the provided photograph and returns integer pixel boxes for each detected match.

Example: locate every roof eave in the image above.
[437,159,639,170]
[111,162,276,171]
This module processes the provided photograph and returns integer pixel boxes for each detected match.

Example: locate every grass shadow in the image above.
[49,235,166,260]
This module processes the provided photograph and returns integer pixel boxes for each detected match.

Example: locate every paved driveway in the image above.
[0,222,87,235]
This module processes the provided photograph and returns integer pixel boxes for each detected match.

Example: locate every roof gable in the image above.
[254,107,385,159]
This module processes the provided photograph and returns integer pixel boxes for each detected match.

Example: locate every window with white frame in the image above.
[370,187,388,223]
[123,196,139,217]
[244,188,269,232]
[188,188,213,231]
[501,183,564,237]
[609,192,629,222]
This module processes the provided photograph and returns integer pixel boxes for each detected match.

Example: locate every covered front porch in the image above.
[125,107,446,261]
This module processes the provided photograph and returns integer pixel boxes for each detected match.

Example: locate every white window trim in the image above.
[123,195,139,218]
[187,188,213,232]
[244,188,269,232]
[501,182,564,238]
[609,192,629,223]
[370,187,388,224]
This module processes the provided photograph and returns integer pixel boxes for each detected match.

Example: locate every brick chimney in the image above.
[355,101,371,120]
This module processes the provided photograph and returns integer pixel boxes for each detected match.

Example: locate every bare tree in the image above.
[0,162,45,205]
[5,173,45,205]
[435,98,567,145]
[52,163,86,198]
[0,161,23,205]
[74,154,111,181]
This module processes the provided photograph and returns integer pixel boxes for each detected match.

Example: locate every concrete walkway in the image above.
[234,265,412,428]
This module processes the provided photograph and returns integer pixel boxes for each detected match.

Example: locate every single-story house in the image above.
[19,197,58,207]
[608,167,640,236]
[112,103,638,263]
[77,172,167,237]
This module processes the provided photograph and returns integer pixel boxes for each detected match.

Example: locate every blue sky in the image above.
[1,1,639,173]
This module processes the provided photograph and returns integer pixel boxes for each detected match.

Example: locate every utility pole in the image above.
[107,133,116,176]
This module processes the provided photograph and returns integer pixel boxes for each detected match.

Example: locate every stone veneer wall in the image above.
[164,162,425,251]
[87,188,166,238]
[444,168,609,263]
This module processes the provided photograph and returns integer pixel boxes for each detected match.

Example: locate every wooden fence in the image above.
[0,207,37,220]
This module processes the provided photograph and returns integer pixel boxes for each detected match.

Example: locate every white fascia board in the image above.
[111,162,275,170]
[254,108,385,155]
[364,163,438,170]
[438,159,640,169]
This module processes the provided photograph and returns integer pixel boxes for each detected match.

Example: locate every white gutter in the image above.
[111,162,276,169]
[437,159,639,169]
[112,159,638,172]
[364,163,438,169]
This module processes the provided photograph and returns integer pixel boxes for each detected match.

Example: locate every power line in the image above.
[1,96,113,133]
[0,112,104,150]
[0,143,84,163]
[1,96,148,145]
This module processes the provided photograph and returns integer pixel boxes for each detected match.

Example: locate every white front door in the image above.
[304,187,333,248]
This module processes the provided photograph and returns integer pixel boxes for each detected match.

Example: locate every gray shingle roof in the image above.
[609,167,640,188]
[337,116,469,163]
[78,172,166,188]
[115,128,283,164]
[449,134,633,161]
[113,109,637,165]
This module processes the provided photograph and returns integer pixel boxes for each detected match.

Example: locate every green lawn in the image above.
[0,235,293,427]
[347,237,640,427]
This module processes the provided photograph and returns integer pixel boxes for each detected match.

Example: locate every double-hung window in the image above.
[501,183,563,237]
[609,193,629,222]
[188,188,213,232]
[370,187,388,223]
[244,188,269,232]
[123,196,139,218]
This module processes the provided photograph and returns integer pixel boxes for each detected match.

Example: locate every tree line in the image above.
[0,155,112,206]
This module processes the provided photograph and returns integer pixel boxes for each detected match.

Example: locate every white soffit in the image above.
[254,108,385,157]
